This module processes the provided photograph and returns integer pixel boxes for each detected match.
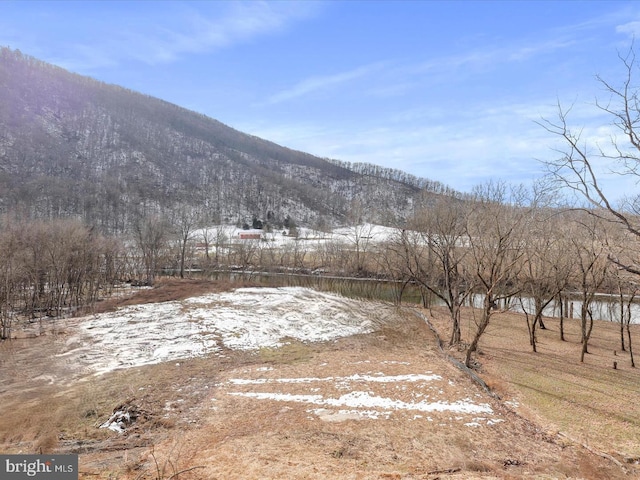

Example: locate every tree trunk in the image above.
[449,304,461,346]
[580,338,588,363]
[580,308,594,362]
[525,312,537,352]
[531,313,540,353]
[619,294,627,352]
[180,241,187,279]
[627,323,635,368]
[465,298,491,368]
[558,294,566,342]
[536,296,546,330]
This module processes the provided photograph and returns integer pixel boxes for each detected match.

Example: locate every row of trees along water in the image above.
[202,181,637,369]
[2,176,638,369]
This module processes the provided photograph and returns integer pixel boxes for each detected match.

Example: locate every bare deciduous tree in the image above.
[172,206,201,279]
[464,182,528,368]
[606,226,638,367]
[133,214,169,285]
[0,217,121,336]
[567,214,610,362]
[540,46,640,277]
[517,203,572,352]
[540,46,640,363]
[396,197,472,345]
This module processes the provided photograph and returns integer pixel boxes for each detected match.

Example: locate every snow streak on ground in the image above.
[65,287,385,374]
[218,363,502,425]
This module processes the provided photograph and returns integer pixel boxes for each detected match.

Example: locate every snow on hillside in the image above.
[191,223,398,250]
[65,287,392,375]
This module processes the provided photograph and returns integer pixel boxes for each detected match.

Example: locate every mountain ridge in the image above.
[0,47,454,233]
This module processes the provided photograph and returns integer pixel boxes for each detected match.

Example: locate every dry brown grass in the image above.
[90,277,260,314]
[169,329,626,480]
[427,305,640,463]
[0,280,636,479]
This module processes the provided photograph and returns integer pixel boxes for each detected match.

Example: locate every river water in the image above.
[205,271,639,325]
[470,293,639,324]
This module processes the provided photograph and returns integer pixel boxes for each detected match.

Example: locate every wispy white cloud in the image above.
[258,35,575,108]
[405,36,575,79]
[241,98,610,193]
[131,2,321,63]
[350,35,579,107]
[46,1,323,71]
[616,20,640,38]
[261,62,386,105]
[506,38,577,62]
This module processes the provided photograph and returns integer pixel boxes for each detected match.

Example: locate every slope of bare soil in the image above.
[0,282,632,479]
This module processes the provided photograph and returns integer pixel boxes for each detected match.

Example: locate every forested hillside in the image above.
[0,47,455,233]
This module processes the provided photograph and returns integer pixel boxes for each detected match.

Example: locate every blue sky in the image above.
[2,1,640,198]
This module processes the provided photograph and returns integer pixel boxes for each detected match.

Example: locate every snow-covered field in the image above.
[63,287,389,375]
[192,223,398,250]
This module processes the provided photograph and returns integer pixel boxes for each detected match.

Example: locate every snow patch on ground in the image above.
[228,390,493,414]
[66,287,384,374]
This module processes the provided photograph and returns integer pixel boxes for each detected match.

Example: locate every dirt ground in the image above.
[0,282,634,479]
